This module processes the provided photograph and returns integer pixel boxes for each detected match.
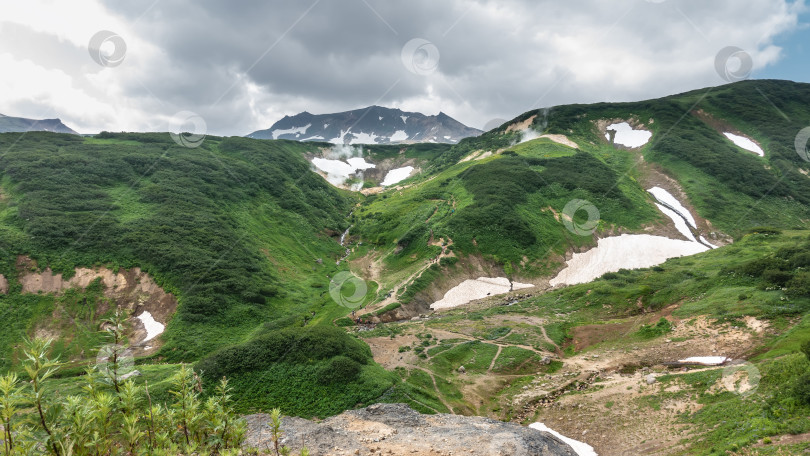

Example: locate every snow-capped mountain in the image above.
[0,113,77,134]
[247,106,482,145]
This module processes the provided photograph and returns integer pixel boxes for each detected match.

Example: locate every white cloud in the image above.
[0,0,806,134]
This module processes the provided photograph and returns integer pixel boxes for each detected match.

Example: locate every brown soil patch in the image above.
[365,334,420,370]
[571,305,679,351]
[505,115,537,133]
[17,256,176,352]
[753,432,810,447]
[538,134,578,149]
[510,314,770,455]
[0,274,7,294]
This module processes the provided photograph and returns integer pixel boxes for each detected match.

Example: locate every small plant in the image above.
[21,337,62,456]
[0,373,23,456]
[637,318,672,339]
[801,339,810,363]
[2,337,247,455]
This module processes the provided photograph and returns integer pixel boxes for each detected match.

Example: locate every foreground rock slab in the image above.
[244,403,579,455]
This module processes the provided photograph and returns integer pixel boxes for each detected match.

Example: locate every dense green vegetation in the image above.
[2,80,810,455]
[0,132,395,419]
[0,336,246,456]
[195,325,395,417]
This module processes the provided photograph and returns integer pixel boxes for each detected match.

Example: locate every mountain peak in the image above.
[0,113,77,134]
[247,106,482,144]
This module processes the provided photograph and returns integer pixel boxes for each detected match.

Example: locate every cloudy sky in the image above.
[0,0,808,135]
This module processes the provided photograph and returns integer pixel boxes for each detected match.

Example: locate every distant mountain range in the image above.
[247,105,482,145]
[0,113,77,134]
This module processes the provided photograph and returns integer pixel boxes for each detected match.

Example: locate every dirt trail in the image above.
[417,366,455,414]
[488,345,503,372]
[357,237,455,318]
[364,312,772,455]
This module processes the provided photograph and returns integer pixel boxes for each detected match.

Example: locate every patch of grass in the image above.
[428,340,498,376]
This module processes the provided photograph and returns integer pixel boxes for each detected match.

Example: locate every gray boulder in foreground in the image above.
[243,403,579,455]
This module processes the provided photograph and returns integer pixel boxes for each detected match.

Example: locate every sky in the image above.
[0,0,808,136]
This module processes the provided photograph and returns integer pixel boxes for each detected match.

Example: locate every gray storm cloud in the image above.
[0,0,805,134]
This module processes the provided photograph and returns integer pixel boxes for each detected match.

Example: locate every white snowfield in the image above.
[312,157,376,187]
[136,311,165,342]
[700,236,719,249]
[529,423,598,456]
[550,234,709,286]
[655,203,697,242]
[648,187,697,242]
[430,277,533,310]
[381,166,414,186]
[605,122,652,148]
[678,356,729,366]
[648,187,696,228]
[350,132,379,144]
[390,130,408,142]
[724,132,764,156]
[271,123,311,139]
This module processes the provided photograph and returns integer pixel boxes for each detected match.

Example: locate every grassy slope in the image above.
[2,79,810,430]
[350,80,810,317]
[0,132,394,417]
[359,229,810,454]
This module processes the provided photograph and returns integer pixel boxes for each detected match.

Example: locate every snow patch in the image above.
[381,166,414,186]
[529,423,598,456]
[400,115,408,123]
[390,130,408,142]
[605,122,652,148]
[550,234,709,286]
[700,236,719,249]
[299,135,325,141]
[648,187,696,228]
[350,131,379,144]
[678,356,729,366]
[136,311,165,343]
[723,132,764,156]
[271,123,311,140]
[312,145,376,190]
[329,130,350,145]
[655,204,697,242]
[430,277,533,310]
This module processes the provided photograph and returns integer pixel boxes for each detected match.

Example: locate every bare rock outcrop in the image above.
[15,256,176,348]
[243,403,579,456]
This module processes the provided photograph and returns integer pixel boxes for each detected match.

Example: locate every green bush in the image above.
[793,372,810,405]
[317,356,362,385]
[637,318,672,339]
[801,339,810,363]
[196,325,373,380]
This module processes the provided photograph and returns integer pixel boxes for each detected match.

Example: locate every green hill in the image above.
[2,80,810,455]
[0,132,395,417]
[352,79,810,319]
